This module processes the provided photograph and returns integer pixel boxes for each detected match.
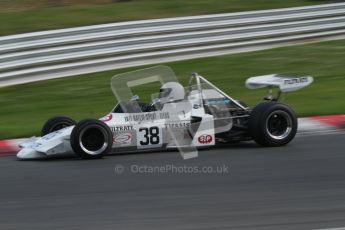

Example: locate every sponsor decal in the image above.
[124,112,170,122]
[113,133,132,145]
[100,114,113,122]
[198,134,213,144]
[165,122,191,129]
[110,125,133,132]
[284,77,308,85]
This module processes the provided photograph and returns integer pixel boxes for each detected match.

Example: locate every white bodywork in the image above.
[18,127,74,159]
[245,74,313,92]
[17,88,218,159]
[17,66,313,160]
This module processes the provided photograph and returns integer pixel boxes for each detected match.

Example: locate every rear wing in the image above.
[245,74,313,92]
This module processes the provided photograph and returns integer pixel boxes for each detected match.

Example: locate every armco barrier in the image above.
[1,3,345,87]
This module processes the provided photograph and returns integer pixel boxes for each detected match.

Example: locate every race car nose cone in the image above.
[17,148,46,159]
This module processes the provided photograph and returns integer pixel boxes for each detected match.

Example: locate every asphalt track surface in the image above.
[0,133,344,230]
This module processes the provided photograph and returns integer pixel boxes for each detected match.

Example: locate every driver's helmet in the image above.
[158,82,185,104]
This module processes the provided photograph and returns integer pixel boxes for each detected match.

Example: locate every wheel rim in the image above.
[79,125,108,155]
[265,110,292,140]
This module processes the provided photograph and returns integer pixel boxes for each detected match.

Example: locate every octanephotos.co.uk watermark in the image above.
[114,163,230,175]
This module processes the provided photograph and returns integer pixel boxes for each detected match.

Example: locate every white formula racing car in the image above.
[17,66,313,160]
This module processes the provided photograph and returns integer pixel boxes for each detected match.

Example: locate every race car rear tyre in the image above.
[249,102,297,147]
[41,116,77,136]
[70,119,113,159]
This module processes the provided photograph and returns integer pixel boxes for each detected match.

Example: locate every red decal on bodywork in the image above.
[198,134,213,144]
[100,114,113,122]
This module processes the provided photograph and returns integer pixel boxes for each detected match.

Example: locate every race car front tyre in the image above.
[70,119,113,159]
[249,102,297,147]
[41,116,77,136]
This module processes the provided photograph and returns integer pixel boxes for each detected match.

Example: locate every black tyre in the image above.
[70,119,113,159]
[41,116,77,136]
[249,102,297,147]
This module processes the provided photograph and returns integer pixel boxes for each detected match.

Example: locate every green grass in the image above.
[0,0,332,36]
[1,39,345,139]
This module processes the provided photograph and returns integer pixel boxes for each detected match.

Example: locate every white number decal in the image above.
[137,126,162,148]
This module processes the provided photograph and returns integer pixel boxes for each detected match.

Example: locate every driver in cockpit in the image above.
[152,82,185,110]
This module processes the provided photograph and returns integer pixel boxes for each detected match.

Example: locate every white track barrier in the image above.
[1,3,345,87]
